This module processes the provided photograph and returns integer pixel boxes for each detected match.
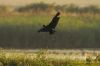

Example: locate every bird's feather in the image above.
[46,17,60,29]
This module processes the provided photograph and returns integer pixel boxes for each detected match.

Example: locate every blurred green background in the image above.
[0,2,100,49]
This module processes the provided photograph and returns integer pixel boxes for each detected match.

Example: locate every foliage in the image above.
[0,49,100,66]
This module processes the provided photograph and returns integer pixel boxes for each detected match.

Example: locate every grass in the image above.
[0,15,100,48]
[0,49,100,66]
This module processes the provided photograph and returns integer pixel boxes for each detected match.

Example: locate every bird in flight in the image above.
[38,12,60,34]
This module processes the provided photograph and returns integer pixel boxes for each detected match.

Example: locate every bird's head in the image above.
[56,12,60,16]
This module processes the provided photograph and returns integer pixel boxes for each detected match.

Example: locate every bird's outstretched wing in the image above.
[38,12,60,33]
[46,12,60,29]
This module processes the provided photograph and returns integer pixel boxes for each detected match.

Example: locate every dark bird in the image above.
[38,12,60,34]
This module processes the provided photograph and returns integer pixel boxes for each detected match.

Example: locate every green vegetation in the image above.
[0,15,100,49]
[0,2,100,66]
[0,49,100,66]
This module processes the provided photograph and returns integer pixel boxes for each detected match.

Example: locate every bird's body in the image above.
[38,12,60,34]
